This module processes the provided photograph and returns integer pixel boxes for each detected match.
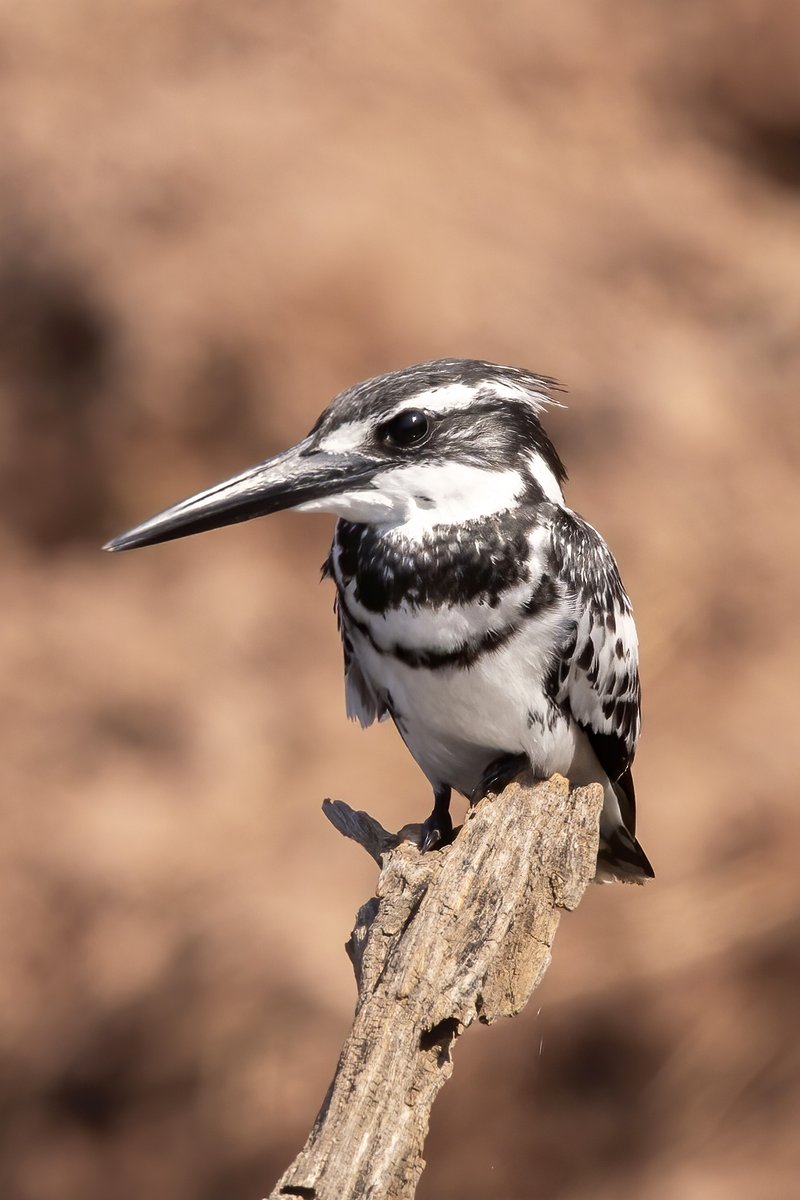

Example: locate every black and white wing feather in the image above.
[322,554,388,728]
[548,507,641,830]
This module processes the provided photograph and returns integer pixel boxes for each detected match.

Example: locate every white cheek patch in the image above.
[375,461,525,534]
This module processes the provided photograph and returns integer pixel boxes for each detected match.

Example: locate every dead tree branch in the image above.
[267,774,602,1200]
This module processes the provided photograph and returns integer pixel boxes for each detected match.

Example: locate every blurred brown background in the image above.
[1,3,799,1198]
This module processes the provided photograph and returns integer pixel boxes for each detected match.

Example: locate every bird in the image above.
[105,358,654,883]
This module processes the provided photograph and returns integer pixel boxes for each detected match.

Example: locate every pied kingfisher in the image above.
[106,359,654,883]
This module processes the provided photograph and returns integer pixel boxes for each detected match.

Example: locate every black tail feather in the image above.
[597,825,655,884]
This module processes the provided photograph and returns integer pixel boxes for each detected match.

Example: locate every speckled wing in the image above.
[547,507,641,827]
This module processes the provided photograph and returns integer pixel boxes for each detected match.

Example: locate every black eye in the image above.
[379,409,431,449]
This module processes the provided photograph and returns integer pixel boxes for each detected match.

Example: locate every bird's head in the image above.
[104,359,566,552]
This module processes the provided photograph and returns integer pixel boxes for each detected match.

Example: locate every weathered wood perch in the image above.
[267,774,603,1200]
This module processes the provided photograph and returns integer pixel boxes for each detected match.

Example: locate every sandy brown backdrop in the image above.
[1,3,799,1198]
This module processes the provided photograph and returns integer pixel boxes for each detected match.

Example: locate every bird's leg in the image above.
[419,785,453,852]
[474,751,530,803]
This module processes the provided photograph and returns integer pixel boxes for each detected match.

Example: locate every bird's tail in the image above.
[596,824,655,885]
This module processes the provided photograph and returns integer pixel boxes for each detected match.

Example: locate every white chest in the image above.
[344,587,577,796]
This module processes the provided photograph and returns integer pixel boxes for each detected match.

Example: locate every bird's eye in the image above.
[378,409,431,449]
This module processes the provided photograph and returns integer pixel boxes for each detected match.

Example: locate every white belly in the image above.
[349,613,578,797]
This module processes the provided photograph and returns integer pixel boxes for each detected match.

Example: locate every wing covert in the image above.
[547,507,641,786]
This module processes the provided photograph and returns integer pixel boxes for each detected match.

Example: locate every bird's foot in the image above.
[397,785,454,852]
[396,810,454,852]
[419,807,454,852]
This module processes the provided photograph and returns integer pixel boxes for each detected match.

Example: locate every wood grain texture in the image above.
[268,775,602,1200]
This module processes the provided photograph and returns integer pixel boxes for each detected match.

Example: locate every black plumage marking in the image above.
[476,751,529,799]
[615,765,637,831]
[526,703,560,733]
[522,572,559,615]
[576,639,594,671]
[335,509,536,613]
[412,397,566,484]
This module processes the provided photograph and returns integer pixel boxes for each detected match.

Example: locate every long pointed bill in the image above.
[103,437,381,552]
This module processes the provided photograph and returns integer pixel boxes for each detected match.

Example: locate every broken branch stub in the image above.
[268,775,602,1200]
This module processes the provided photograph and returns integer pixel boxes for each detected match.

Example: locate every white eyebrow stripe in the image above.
[392,380,553,416]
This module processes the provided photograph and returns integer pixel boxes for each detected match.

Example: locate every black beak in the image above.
[103,438,381,552]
